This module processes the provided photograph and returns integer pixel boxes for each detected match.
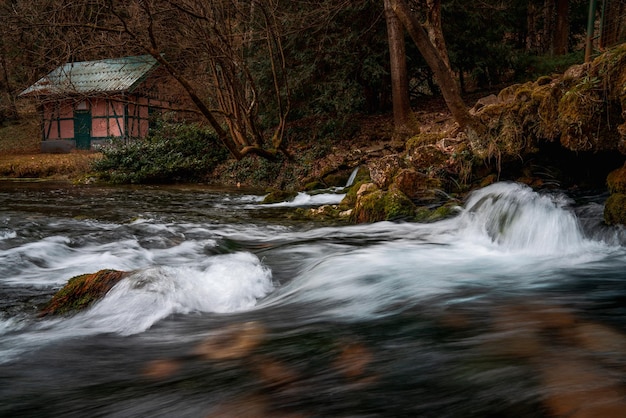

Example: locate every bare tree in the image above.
[16,0,290,160]
[109,0,291,159]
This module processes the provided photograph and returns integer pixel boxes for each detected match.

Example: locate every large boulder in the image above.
[393,168,441,203]
[607,163,626,194]
[470,44,626,164]
[368,155,404,189]
[351,183,416,223]
[604,163,626,225]
[39,269,130,317]
[604,193,626,225]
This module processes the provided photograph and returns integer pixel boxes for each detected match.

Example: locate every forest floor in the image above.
[0,92,488,187]
[0,94,470,185]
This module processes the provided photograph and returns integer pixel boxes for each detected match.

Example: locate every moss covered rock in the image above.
[262,189,297,204]
[39,269,130,317]
[604,193,626,225]
[469,44,626,169]
[368,155,404,189]
[393,168,441,202]
[607,163,626,194]
[352,184,416,223]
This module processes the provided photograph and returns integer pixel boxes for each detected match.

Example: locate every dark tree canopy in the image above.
[1,0,600,145]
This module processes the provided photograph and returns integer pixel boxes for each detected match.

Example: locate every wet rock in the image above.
[39,269,130,316]
[604,160,626,225]
[142,359,181,380]
[253,355,300,388]
[368,155,403,189]
[570,322,626,358]
[334,341,373,380]
[393,168,441,202]
[484,305,546,358]
[206,394,310,418]
[356,182,378,198]
[470,94,499,114]
[607,163,626,194]
[405,133,449,170]
[539,354,626,418]
[604,193,626,225]
[263,189,297,204]
[301,204,353,222]
[563,62,591,79]
[193,321,266,361]
[352,184,416,223]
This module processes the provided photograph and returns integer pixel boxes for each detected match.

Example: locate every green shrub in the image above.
[514,50,585,82]
[92,122,229,184]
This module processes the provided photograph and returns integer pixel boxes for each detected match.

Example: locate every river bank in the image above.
[0,116,102,181]
[4,45,626,226]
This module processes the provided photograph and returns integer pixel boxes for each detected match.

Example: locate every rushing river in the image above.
[0,180,625,417]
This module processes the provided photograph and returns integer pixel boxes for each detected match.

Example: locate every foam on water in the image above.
[66,252,273,335]
[0,252,273,361]
[259,191,346,207]
[456,182,588,253]
[265,182,622,320]
[0,230,16,240]
[1,181,623,361]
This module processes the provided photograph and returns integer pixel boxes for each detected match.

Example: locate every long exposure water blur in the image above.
[1,180,625,417]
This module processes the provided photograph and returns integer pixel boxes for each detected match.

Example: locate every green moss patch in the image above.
[607,164,626,194]
[39,269,130,316]
[604,193,626,225]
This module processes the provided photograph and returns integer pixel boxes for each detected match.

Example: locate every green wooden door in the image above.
[74,111,92,150]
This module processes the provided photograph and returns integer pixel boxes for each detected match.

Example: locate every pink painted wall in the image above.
[59,120,73,138]
[43,102,74,139]
[91,99,109,138]
[41,93,173,143]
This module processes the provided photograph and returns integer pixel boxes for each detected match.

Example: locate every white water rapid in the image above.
[264,182,620,319]
[0,182,623,358]
[1,181,625,416]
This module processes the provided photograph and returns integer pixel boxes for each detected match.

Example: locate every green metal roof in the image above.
[19,55,159,97]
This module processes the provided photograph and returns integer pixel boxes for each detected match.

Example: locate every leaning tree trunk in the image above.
[424,0,450,70]
[389,0,482,133]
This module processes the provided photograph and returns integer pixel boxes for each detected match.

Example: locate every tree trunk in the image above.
[0,48,18,120]
[600,0,626,49]
[527,1,540,52]
[389,0,481,133]
[383,0,416,138]
[424,0,450,70]
[553,0,569,55]
[542,0,555,55]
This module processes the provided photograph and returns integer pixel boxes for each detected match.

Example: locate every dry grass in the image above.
[0,114,101,179]
[0,152,101,179]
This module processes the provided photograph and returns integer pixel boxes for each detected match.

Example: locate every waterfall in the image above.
[457,182,586,253]
[345,167,359,188]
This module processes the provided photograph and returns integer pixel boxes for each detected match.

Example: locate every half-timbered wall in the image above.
[40,95,171,146]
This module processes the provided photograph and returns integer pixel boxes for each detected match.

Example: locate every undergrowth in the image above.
[92,122,229,184]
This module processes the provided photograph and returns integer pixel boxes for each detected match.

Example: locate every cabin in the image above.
[19,55,177,152]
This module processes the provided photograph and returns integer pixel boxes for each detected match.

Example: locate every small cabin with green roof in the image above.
[20,55,176,152]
